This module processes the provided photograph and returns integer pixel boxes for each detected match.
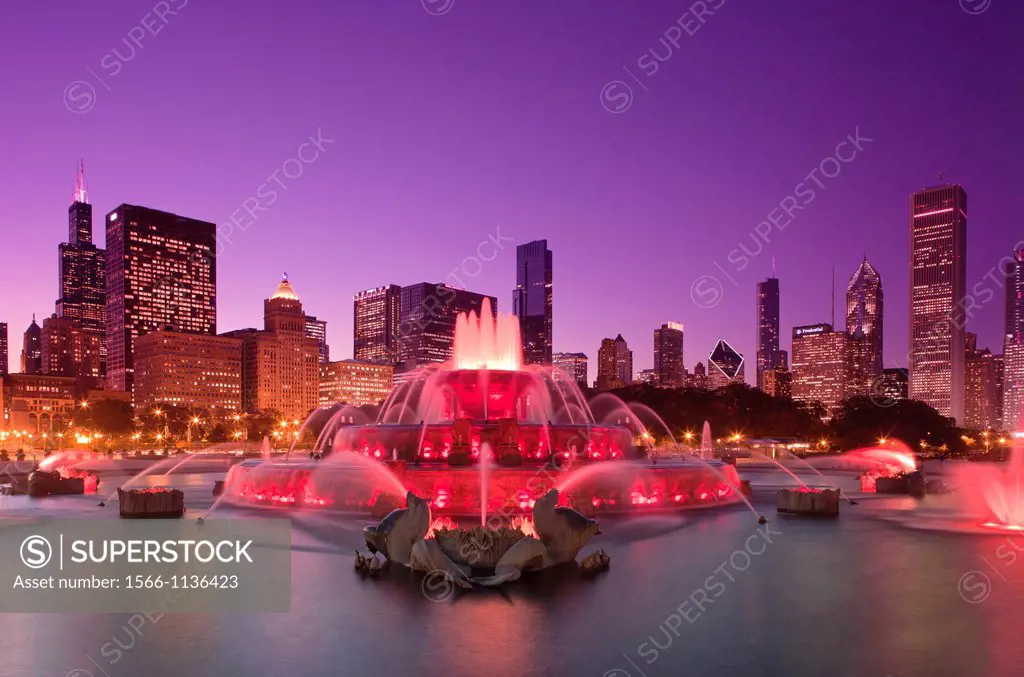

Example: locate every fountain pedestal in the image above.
[776,488,839,516]
[118,488,185,518]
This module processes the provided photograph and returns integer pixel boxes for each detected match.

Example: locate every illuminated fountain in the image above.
[223,299,742,517]
[952,442,1024,532]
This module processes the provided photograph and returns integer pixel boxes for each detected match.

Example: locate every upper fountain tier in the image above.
[452,298,522,371]
[377,299,594,425]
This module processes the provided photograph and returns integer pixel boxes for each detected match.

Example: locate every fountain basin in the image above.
[222,458,743,516]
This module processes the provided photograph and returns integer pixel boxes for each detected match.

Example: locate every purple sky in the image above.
[1,0,1021,383]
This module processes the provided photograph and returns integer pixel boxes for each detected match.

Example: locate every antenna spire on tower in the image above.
[831,266,835,327]
[74,158,88,204]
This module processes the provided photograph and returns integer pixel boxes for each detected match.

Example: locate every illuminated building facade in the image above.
[134,331,242,416]
[965,344,1002,431]
[762,368,791,398]
[687,361,708,390]
[319,360,394,407]
[1003,340,1024,431]
[878,368,909,402]
[353,285,401,364]
[756,278,785,389]
[57,162,106,376]
[791,324,851,418]
[1004,246,1024,344]
[596,335,632,390]
[654,322,685,387]
[707,339,745,389]
[0,373,77,434]
[105,204,217,394]
[21,317,41,374]
[846,256,883,388]
[513,239,553,365]
[909,185,967,423]
[0,322,7,376]
[397,283,497,369]
[223,277,320,420]
[553,352,588,389]
[40,314,102,378]
[305,315,329,365]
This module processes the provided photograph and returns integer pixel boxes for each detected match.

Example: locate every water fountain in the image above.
[952,442,1024,531]
[223,299,743,516]
[700,421,713,460]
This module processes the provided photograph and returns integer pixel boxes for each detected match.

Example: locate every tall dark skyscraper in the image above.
[105,204,217,394]
[21,316,41,374]
[909,184,967,423]
[755,277,783,389]
[653,322,684,387]
[354,284,402,364]
[0,321,7,376]
[56,161,106,374]
[397,283,496,369]
[846,256,883,387]
[1004,246,1024,343]
[513,239,553,365]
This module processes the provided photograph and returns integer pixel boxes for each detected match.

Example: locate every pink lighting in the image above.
[452,297,522,371]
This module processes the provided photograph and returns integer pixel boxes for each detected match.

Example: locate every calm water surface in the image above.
[0,473,1022,677]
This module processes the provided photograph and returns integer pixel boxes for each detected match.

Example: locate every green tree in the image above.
[73,399,135,436]
[828,396,964,453]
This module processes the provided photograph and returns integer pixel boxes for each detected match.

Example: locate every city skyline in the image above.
[1,1,1022,385]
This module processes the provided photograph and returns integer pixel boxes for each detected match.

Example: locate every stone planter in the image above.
[776,488,840,517]
[875,476,909,494]
[118,488,185,518]
[212,480,225,497]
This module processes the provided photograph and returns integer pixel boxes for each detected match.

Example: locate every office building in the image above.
[319,360,394,407]
[57,161,106,376]
[755,277,785,389]
[762,368,791,398]
[1005,246,1024,344]
[513,240,553,365]
[553,352,588,389]
[353,285,402,364]
[134,331,243,416]
[654,322,685,387]
[878,368,909,403]
[846,256,884,387]
[105,204,217,394]
[1,373,77,434]
[595,335,632,390]
[40,314,102,378]
[21,317,41,374]
[222,276,320,420]
[397,283,496,369]
[707,339,745,389]
[909,185,967,423]
[791,324,852,418]
[0,322,7,376]
[305,315,329,365]
[965,344,1002,431]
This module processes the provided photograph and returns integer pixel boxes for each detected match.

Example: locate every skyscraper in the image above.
[397,283,497,369]
[105,204,217,394]
[222,276,320,419]
[1004,246,1024,344]
[846,256,883,384]
[21,317,41,374]
[790,324,852,419]
[653,322,684,387]
[0,322,7,376]
[965,343,1002,431]
[909,185,967,423]
[57,162,106,377]
[513,240,553,365]
[707,339,745,389]
[353,285,402,364]
[553,352,588,389]
[40,313,102,378]
[755,277,783,389]
[305,315,329,365]
[595,335,632,390]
